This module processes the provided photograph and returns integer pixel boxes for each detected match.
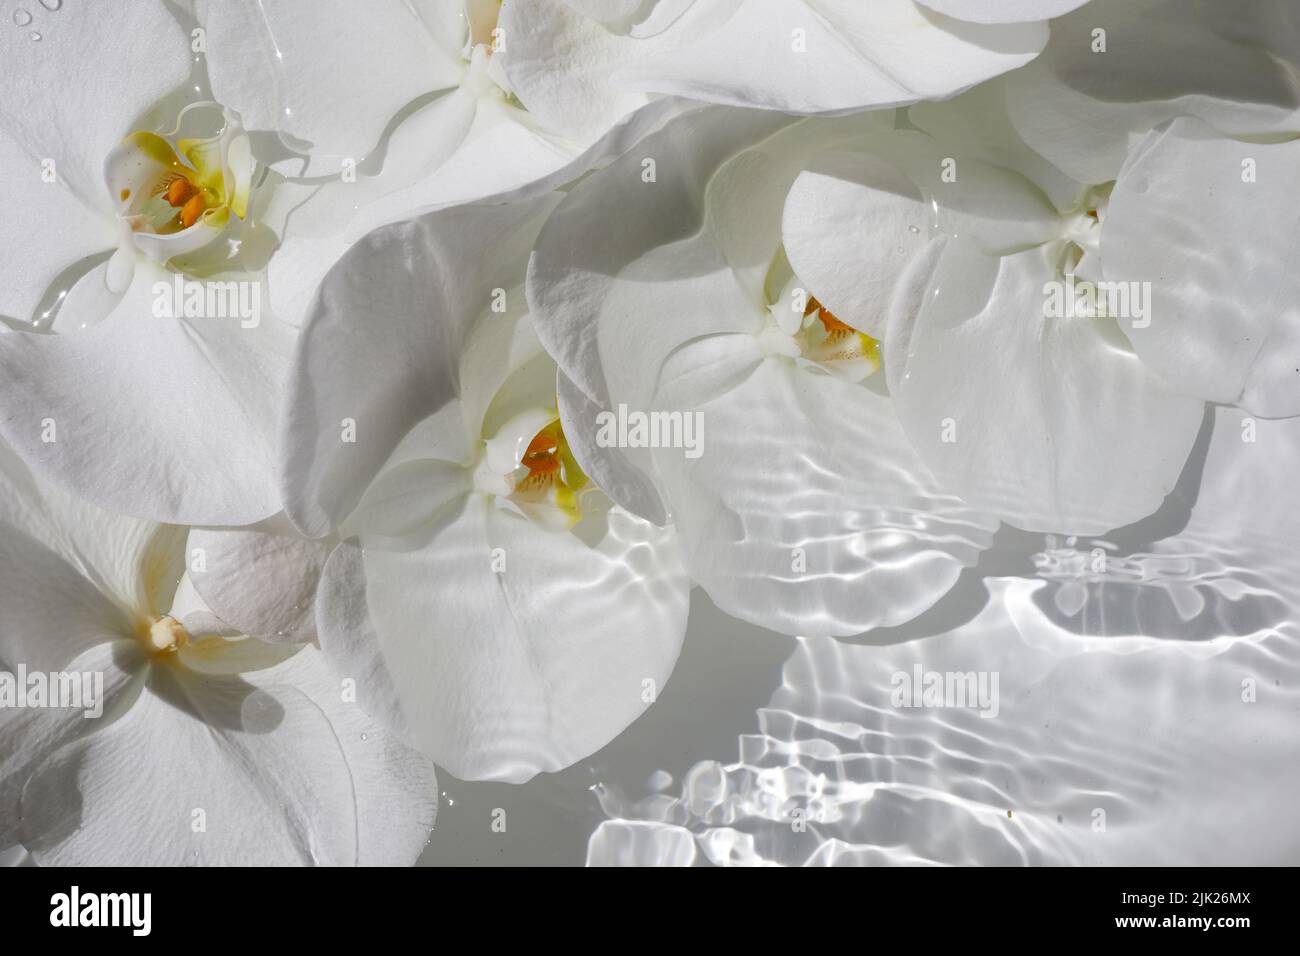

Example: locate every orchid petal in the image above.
[0,439,186,628]
[886,241,1204,534]
[317,494,688,782]
[782,136,1058,337]
[0,0,190,212]
[1103,118,1300,417]
[0,130,115,326]
[0,643,143,849]
[649,340,997,637]
[915,0,1092,24]
[20,645,435,866]
[187,523,336,644]
[197,0,465,172]
[0,261,287,525]
[281,194,561,537]
[610,0,1046,114]
[1003,0,1300,184]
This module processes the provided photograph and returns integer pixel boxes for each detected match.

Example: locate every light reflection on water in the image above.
[585,407,1300,866]
[418,407,1300,866]
[589,581,1300,865]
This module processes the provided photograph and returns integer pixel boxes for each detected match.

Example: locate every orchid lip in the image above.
[482,412,590,531]
[764,282,882,382]
[796,296,882,374]
[103,101,254,263]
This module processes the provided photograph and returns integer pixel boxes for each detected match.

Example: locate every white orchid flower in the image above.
[185,0,688,329]
[196,0,577,188]
[784,82,1206,534]
[277,194,690,783]
[0,0,296,526]
[784,0,1300,532]
[0,441,436,866]
[528,107,1000,638]
[184,0,1086,330]
[999,0,1300,417]
[500,0,1093,136]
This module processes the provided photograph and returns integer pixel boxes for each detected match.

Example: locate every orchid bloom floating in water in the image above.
[0,440,436,866]
[0,0,293,528]
[527,108,1000,638]
[264,194,690,783]
[194,0,693,329]
[783,0,1300,533]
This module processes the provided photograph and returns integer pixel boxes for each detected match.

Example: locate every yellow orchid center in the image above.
[115,129,236,235]
[798,296,881,373]
[509,418,589,530]
[105,103,252,260]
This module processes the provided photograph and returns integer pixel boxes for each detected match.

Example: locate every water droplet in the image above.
[39,0,62,9]
[360,733,368,741]
[13,9,31,25]
[29,30,40,40]
[908,225,920,234]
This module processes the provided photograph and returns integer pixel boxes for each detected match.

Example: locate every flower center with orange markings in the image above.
[507,418,589,530]
[797,295,881,377]
[104,102,253,263]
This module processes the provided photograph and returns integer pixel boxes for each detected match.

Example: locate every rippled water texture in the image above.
[581,406,1300,865]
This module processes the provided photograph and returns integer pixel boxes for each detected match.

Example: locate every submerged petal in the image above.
[1003,0,1300,184]
[1103,118,1300,417]
[648,338,997,637]
[886,241,1204,534]
[318,494,688,782]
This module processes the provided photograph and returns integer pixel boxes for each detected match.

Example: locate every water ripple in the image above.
[590,571,1300,865]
